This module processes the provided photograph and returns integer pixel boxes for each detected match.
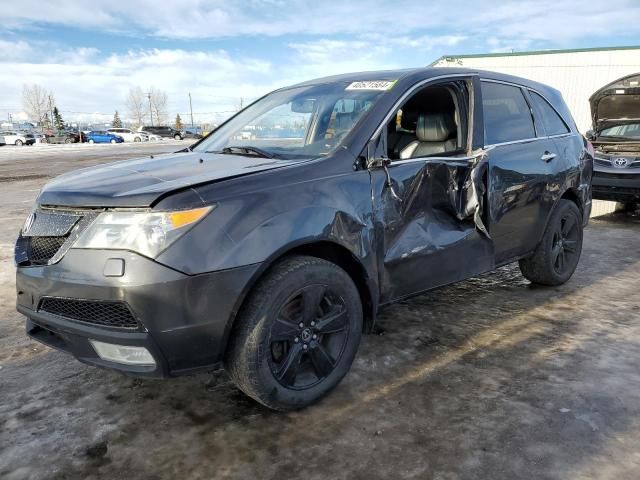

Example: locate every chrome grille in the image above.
[27,236,67,265]
[15,208,98,267]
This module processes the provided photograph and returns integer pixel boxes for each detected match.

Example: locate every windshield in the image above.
[193,83,388,159]
[599,123,640,139]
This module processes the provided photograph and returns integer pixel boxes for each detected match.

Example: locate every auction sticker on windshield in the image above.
[346,80,396,91]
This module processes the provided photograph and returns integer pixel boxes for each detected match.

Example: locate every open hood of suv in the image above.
[37,151,298,208]
[589,72,640,133]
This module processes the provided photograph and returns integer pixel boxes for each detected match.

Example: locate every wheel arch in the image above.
[537,186,583,248]
[221,239,378,359]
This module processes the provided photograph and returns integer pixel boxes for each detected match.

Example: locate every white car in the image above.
[138,130,163,142]
[106,128,148,143]
[0,130,35,146]
[0,135,5,146]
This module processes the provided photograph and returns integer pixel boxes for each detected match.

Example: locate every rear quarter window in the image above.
[481,81,535,145]
[529,91,570,136]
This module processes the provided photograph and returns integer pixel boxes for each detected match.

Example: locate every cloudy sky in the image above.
[1,0,639,125]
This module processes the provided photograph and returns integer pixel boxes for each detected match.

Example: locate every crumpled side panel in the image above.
[375,155,494,302]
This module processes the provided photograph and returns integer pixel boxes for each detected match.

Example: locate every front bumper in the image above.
[16,249,260,377]
[592,165,640,202]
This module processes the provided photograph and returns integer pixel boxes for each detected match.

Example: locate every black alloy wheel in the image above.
[551,211,579,276]
[519,199,583,286]
[268,284,350,390]
[226,255,363,410]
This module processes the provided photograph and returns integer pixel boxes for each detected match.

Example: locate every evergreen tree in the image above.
[53,107,64,131]
[174,113,183,130]
[112,110,123,128]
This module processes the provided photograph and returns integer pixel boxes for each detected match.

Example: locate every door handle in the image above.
[540,151,557,162]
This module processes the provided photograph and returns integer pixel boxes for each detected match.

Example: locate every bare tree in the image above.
[126,86,146,128]
[149,87,168,126]
[22,84,50,125]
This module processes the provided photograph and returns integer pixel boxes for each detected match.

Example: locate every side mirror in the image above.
[366,133,390,169]
[585,130,595,141]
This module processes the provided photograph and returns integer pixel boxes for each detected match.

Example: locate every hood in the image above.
[589,72,640,133]
[38,151,297,208]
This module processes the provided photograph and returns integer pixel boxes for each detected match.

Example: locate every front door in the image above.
[370,76,494,303]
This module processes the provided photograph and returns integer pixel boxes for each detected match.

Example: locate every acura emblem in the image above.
[613,157,629,168]
[23,211,35,234]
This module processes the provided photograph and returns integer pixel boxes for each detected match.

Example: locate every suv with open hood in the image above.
[15,68,593,410]
[588,73,640,207]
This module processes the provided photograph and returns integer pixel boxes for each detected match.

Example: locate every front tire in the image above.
[15,140,23,146]
[88,139,95,144]
[226,255,363,411]
[110,139,117,144]
[134,137,141,142]
[519,199,583,286]
[174,134,182,140]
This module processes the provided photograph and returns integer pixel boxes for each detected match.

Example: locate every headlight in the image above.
[74,206,213,258]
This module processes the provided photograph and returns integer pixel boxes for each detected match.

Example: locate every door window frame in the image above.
[525,89,571,138]
[365,73,479,167]
[480,78,573,148]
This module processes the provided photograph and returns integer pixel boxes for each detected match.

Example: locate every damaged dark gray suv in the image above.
[15,68,593,410]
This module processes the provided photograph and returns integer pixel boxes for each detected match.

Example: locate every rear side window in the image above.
[481,81,535,145]
[529,91,569,136]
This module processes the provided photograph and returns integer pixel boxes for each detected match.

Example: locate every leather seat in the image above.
[388,110,418,158]
[399,112,457,159]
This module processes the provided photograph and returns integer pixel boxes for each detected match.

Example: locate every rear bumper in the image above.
[592,168,640,202]
[16,249,260,377]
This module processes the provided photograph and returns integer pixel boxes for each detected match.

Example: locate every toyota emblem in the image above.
[23,211,36,234]
[613,157,629,168]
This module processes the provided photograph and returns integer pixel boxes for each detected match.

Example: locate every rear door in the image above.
[480,80,557,263]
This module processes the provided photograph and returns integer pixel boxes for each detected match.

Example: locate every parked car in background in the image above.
[107,128,148,143]
[0,130,35,146]
[182,130,204,140]
[140,125,183,140]
[16,68,593,411]
[86,131,124,144]
[588,72,640,209]
[46,131,84,144]
[33,133,47,144]
[138,130,163,141]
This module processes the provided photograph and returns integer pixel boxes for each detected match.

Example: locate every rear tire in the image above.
[519,199,583,286]
[174,134,182,140]
[225,255,363,411]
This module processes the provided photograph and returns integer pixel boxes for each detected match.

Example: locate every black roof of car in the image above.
[288,66,559,96]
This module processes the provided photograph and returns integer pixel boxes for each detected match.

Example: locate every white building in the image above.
[431,46,640,134]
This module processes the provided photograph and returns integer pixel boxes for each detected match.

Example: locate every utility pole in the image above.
[240,97,244,110]
[188,92,194,129]
[146,92,153,127]
[48,95,54,130]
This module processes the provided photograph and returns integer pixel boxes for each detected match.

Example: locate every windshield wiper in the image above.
[207,146,277,159]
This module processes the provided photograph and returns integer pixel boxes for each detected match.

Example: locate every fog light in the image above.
[90,340,156,366]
